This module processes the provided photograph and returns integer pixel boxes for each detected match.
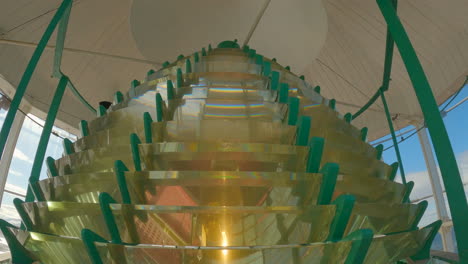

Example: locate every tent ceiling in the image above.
[0,0,467,141]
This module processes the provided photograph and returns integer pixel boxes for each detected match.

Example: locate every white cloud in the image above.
[405,150,468,201]
[8,170,22,177]
[12,149,33,164]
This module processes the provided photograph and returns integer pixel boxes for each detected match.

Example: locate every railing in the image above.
[0,0,465,262]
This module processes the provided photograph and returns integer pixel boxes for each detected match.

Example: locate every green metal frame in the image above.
[327,194,356,242]
[380,89,407,184]
[99,193,122,243]
[376,0,468,260]
[0,220,37,263]
[25,76,69,202]
[0,0,72,158]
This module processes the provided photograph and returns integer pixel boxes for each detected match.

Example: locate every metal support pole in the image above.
[417,125,455,252]
[380,89,407,184]
[25,76,69,202]
[377,0,468,260]
[0,111,26,205]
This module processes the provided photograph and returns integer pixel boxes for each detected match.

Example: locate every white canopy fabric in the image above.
[0,0,466,141]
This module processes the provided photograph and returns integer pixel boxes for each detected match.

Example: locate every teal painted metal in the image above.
[143,112,153,143]
[380,0,398,92]
[402,181,414,203]
[99,193,122,243]
[208,44,212,51]
[130,133,142,171]
[344,113,352,123]
[114,91,123,104]
[380,89,407,185]
[81,229,106,264]
[155,93,164,122]
[272,58,277,62]
[314,85,321,94]
[131,79,140,89]
[242,45,249,53]
[307,137,324,173]
[360,127,368,142]
[167,80,175,100]
[263,60,271,76]
[146,69,155,78]
[46,157,58,177]
[194,52,199,63]
[217,40,240,49]
[114,160,131,204]
[270,71,280,90]
[279,83,289,103]
[52,1,96,114]
[201,48,207,56]
[343,229,374,264]
[176,68,183,88]
[300,75,305,81]
[328,99,336,110]
[410,201,428,230]
[377,0,468,259]
[389,162,399,181]
[52,1,71,78]
[351,90,381,120]
[177,54,184,61]
[287,97,300,125]
[97,105,107,117]
[296,116,311,146]
[317,163,339,205]
[375,144,383,160]
[79,120,89,137]
[0,0,72,159]
[162,61,170,68]
[0,220,37,263]
[285,66,291,71]
[411,220,442,261]
[25,76,69,202]
[327,195,356,241]
[62,138,74,155]
[255,54,263,65]
[185,59,192,73]
[248,49,256,58]
[13,199,33,230]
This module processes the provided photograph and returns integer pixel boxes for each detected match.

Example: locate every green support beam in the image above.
[143,112,153,143]
[317,163,339,205]
[79,120,89,137]
[0,220,37,263]
[130,133,142,171]
[327,194,356,242]
[377,0,468,259]
[306,137,325,173]
[0,0,72,159]
[114,160,131,204]
[99,192,122,243]
[25,76,69,202]
[380,88,407,185]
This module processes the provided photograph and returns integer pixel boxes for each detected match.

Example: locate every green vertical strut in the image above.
[52,0,71,78]
[114,91,124,104]
[377,0,468,260]
[0,0,72,159]
[79,120,89,137]
[25,76,69,202]
[380,89,406,184]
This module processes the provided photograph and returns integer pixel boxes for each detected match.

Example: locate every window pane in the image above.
[4,114,77,197]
